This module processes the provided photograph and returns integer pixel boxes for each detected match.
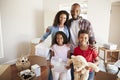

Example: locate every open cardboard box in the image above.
[28,55,47,66]
[95,60,120,80]
[95,71,118,80]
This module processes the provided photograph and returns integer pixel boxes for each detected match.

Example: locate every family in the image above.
[39,3,99,80]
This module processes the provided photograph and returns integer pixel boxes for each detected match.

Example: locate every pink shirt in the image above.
[51,44,70,62]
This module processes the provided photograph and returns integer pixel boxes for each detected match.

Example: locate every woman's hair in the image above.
[53,31,68,45]
[78,30,89,38]
[53,10,69,26]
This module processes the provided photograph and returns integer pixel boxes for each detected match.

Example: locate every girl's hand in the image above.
[66,66,71,70]
[67,51,71,59]
[50,50,55,57]
[48,61,54,68]
[49,64,54,69]
[66,43,71,47]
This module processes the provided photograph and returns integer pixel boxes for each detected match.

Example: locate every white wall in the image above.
[109,2,120,48]
[111,0,120,2]
[88,0,111,44]
[0,14,4,58]
[0,0,43,64]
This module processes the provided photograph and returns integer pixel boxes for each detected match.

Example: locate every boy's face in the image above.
[71,5,80,19]
[78,33,89,46]
[56,34,64,45]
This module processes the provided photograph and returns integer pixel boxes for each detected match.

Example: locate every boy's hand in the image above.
[74,70,82,74]
[85,66,90,70]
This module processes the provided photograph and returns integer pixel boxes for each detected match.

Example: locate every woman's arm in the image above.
[39,26,52,43]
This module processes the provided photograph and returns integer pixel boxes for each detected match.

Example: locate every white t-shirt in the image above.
[70,19,81,52]
[59,27,64,32]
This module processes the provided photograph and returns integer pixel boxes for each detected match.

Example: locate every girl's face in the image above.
[56,34,64,45]
[78,33,89,46]
[59,14,67,25]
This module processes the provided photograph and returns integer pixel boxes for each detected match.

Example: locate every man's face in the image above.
[71,5,80,19]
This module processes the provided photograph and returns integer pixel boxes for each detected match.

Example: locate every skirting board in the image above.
[2,59,17,65]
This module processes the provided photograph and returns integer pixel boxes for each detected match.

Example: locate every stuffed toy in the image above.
[67,55,99,80]
[16,55,30,71]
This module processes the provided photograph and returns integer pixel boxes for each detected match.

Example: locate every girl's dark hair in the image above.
[78,30,89,38]
[53,10,69,26]
[53,31,68,45]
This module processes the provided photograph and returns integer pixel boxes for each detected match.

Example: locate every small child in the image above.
[49,31,70,80]
[73,30,99,80]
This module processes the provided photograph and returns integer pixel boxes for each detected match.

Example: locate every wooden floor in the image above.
[11,64,49,80]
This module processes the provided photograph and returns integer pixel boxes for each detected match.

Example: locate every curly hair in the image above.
[52,31,68,45]
[78,30,89,38]
[53,10,69,26]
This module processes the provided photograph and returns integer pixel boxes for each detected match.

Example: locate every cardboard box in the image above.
[28,55,47,66]
[31,43,37,55]
[95,71,118,80]
[0,65,11,80]
[103,43,117,50]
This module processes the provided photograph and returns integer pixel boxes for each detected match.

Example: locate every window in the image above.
[59,2,88,19]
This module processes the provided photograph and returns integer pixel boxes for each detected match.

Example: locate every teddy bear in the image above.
[16,55,30,71]
[67,55,99,80]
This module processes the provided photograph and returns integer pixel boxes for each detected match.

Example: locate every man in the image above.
[67,3,96,53]
[67,3,96,80]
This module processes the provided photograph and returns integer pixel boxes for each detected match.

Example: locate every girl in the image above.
[73,30,99,80]
[50,31,70,80]
[39,10,70,45]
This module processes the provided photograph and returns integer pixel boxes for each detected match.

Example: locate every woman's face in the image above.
[78,33,89,46]
[56,34,64,45]
[59,14,67,25]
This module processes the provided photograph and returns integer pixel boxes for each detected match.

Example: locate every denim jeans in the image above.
[71,64,74,80]
[88,71,95,80]
[48,69,53,80]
